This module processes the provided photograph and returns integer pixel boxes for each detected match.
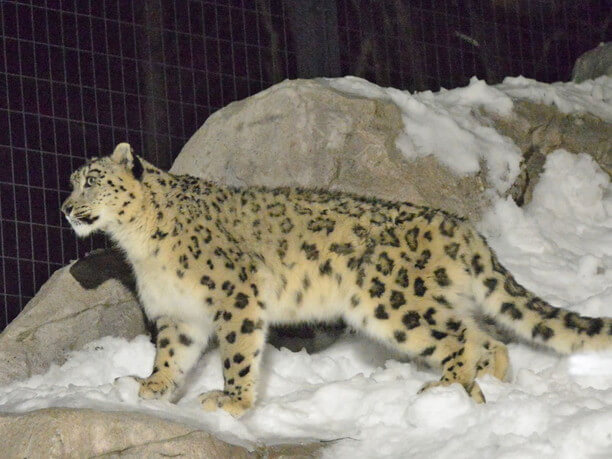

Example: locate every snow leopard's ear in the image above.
[111,142,143,180]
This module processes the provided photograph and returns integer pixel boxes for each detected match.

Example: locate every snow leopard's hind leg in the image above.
[416,317,509,403]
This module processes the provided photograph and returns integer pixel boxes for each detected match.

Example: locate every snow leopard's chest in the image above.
[133,260,210,326]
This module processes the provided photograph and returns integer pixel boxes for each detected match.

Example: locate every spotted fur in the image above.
[61,143,612,416]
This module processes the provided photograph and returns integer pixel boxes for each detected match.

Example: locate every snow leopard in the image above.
[61,143,612,416]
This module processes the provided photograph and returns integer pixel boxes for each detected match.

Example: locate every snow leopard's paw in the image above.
[137,371,177,401]
[198,390,252,417]
[419,380,486,403]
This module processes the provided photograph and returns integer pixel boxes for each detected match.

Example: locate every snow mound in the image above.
[479,149,612,309]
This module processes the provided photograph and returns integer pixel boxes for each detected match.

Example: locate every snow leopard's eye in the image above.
[85,176,97,187]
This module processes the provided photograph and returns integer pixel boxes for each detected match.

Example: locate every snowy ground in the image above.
[1,78,612,458]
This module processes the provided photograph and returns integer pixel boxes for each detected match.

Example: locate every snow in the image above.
[479,149,612,309]
[2,77,612,457]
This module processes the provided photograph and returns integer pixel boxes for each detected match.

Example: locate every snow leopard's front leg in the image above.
[199,289,267,417]
[139,316,209,401]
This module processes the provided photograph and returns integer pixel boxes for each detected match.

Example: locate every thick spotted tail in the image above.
[471,239,612,354]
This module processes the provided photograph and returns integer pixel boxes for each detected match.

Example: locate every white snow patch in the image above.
[479,150,612,308]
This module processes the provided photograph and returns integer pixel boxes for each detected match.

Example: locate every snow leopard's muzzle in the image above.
[61,199,100,234]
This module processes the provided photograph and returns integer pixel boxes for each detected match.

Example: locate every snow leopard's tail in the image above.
[471,236,611,354]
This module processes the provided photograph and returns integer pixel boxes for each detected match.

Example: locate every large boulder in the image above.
[0,408,324,458]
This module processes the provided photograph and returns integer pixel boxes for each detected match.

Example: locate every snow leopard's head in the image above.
[61,143,144,237]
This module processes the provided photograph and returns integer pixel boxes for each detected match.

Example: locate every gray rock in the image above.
[172,79,491,222]
[0,263,145,386]
[0,408,325,458]
[572,42,612,83]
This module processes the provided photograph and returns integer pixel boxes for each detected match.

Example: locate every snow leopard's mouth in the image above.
[67,213,99,226]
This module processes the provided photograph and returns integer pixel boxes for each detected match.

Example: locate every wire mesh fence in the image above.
[0,0,608,330]
[337,0,610,91]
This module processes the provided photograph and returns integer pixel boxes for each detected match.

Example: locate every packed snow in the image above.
[2,76,612,458]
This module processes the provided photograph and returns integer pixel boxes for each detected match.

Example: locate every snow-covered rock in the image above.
[173,77,611,221]
[490,99,611,205]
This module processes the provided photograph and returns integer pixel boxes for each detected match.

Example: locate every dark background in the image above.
[1,0,610,331]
